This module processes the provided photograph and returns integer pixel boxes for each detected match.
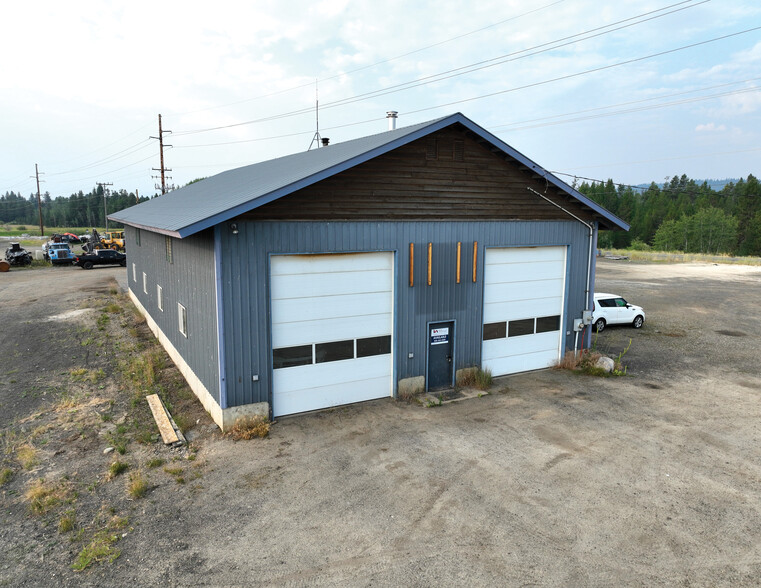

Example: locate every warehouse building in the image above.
[110,112,628,429]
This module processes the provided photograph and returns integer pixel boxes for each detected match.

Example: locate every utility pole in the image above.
[97,182,113,230]
[151,114,173,194]
[33,164,44,236]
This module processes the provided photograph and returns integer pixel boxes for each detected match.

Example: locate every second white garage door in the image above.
[270,252,394,417]
[481,246,566,376]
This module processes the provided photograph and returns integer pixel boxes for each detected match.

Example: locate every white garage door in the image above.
[270,252,394,417]
[482,246,566,376]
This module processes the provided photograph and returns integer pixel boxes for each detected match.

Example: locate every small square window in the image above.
[157,285,163,311]
[142,272,148,294]
[132,263,137,282]
[178,303,187,337]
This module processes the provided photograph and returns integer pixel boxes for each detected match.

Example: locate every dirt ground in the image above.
[1,258,761,586]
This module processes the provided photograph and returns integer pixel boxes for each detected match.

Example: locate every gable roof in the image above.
[110,112,629,236]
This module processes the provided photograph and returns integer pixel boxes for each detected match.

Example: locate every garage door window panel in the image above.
[356,335,391,358]
[274,345,313,369]
[483,322,507,340]
[508,318,535,337]
[316,340,354,363]
[536,315,560,333]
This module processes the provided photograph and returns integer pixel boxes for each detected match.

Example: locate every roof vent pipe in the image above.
[387,111,398,131]
[321,138,330,146]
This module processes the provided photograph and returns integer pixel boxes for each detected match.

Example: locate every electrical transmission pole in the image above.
[151,114,173,194]
[33,164,44,236]
[97,182,113,230]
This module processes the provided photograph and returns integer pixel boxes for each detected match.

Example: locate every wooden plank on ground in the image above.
[146,394,180,445]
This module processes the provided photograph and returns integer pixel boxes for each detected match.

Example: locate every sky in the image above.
[1,0,760,201]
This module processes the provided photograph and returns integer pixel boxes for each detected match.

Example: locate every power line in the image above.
[403,25,761,117]
[167,0,568,118]
[493,85,761,132]
[173,0,706,137]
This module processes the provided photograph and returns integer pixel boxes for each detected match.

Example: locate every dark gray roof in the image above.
[110,112,628,236]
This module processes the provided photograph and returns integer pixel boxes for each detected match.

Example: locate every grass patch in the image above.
[108,460,129,479]
[146,458,165,469]
[59,510,76,533]
[69,367,105,383]
[104,303,121,314]
[25,478,72,515]
[600,248,761,266]
[16,444,40,470]
[71,531,121,571]
[228,415,270,440]
[127,470,148,499]
[0,467,13,486]
[457,367,493,390]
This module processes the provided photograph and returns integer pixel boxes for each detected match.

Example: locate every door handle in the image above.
[446,355,452,363]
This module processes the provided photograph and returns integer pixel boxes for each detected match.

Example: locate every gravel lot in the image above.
[1,258,761,586]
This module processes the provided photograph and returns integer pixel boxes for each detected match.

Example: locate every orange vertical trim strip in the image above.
[456,241,461,284]
[427,243,432,286]
[472,241,478,282]
[409,243,414,287]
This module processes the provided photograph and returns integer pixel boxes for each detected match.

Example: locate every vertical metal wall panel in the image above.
[219,220,590,409]
[124,226,220,403]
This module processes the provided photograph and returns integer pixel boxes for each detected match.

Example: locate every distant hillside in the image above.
[635,178,740,191]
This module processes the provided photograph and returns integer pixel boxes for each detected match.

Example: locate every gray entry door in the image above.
[427,321,454,391]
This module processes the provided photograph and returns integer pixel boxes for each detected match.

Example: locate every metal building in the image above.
[110,112,628,429]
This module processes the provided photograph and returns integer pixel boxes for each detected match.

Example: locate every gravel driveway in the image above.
[1,259,761,586]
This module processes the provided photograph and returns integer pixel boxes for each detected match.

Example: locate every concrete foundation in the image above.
[397,375,425,399]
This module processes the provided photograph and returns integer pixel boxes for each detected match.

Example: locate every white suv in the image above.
[592,293,645,332]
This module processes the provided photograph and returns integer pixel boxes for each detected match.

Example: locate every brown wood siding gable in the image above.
[242,127,596,223]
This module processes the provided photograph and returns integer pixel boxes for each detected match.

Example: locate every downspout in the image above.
[214,225,228,410]
[527,187,594,355]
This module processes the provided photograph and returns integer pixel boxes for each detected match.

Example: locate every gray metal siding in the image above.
[125,226,220,403]
[220,220,589,408]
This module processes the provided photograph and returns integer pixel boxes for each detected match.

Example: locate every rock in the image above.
[103,446,115,454]
[595,356,615,373]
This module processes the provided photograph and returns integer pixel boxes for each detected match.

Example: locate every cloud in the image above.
[695,122,727,132]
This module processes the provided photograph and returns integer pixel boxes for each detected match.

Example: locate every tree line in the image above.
[0,186,149,231]
[579,174,761,256]
[3,175,760,256]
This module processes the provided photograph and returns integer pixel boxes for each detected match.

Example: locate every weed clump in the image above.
[16,444,40,470]
[457,367,493,390]
[127,471,148,499]
[71,531,121,571]
[0,467,13,485]
[25,478,71,515]
[108,460,129,479]
[555,343,629,376]
[58,510,76,533]
[228,415,270,440]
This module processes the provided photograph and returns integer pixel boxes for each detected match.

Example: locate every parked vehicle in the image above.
[101,231,126,251]
[47,242,75,265]
[4,242,33,266]
[82,228,125,253]
[75,248,127,269]
[592,293,645,332]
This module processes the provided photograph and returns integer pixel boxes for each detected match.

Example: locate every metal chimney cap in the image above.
[386,111,398,131]
[321,137,330,146]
